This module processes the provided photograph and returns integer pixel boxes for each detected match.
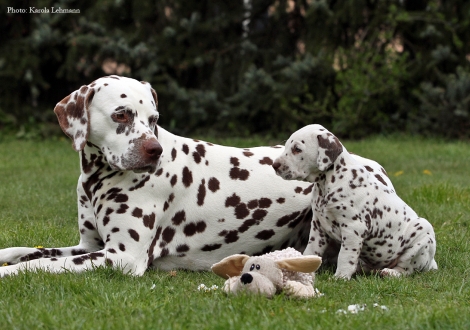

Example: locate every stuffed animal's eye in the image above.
[256,264,260,270]
[250,264,255,271]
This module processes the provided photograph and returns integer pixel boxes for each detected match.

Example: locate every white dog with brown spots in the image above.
[272,124,437,279]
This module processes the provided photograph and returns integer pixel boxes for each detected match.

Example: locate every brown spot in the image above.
[128,229,140,241]
[193,151,201,164]
[225,193,241,207]
[294,187,303,194]
[83,221,95,230]
[375,174,388,186]
[196,144,206,157]
[258,198,272,208]
[255,230,275,240]
[197,179,206,206]
[162,227,176,243]
[243,151,254,157]
[276,198,285,204]
[201,244,222,252]
[121,94,127,98]
[170,174,177,187]
[171,148,177,161]
[221,230,239,244]
[183,221,207,236]
[247,200,258,209]
[235,203,250,219]
[230,157,240,166]
[259,157,273,165]
[208,177,220,192]
[176,244,190,253]
[172,210,186,225]
[182,144,189,155]
[252,209,268,220]
[229,167,250,180]
[143,213,156,229]
[182,167,193,187]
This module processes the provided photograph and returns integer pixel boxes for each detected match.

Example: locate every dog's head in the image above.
[212,254,321,298]
[272,124,343,181]
[54,75,162,173]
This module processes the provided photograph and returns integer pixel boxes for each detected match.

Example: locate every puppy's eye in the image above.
[250,264,255,271]
[256,264,260,270]
[292,146,302,154]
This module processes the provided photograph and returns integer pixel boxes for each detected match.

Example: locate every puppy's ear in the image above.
[211,254,250,279]
[316,130,343,171]
[54,85,95,151]
[275,256,322,273]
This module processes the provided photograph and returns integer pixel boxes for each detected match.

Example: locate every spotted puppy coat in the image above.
[272,124,437,279]
[0,76,315,277]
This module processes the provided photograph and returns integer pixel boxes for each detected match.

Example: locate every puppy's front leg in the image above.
[334,231,364,280]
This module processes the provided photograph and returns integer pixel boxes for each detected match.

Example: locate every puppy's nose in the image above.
[240,273,253,285]
[272,162,281,172]
[143,139,163,160]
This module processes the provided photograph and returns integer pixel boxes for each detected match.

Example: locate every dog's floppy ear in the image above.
[316,130,343,171]
[54,85,95,151]
[275,256,322,273]
[211,254,250,279]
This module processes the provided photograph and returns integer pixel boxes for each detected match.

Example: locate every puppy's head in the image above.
[272,124,343,181]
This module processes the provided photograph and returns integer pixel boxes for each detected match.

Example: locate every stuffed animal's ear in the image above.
[54,85,95,151]
[275,256,322,273]
[316,130,343,171]
[211,254,250,279]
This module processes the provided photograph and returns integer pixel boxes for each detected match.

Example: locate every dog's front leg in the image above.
[334,230,364,280]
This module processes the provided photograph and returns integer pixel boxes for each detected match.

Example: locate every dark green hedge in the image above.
[1,0,469,139]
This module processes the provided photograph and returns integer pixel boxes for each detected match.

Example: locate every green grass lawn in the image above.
[0,134,469,330]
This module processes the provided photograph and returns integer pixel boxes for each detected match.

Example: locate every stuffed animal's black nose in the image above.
[240,273,253,285]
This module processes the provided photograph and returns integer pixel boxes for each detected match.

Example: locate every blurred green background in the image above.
[1,0,469,139]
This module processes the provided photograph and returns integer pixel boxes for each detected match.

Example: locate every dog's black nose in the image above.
[240,273,253,285]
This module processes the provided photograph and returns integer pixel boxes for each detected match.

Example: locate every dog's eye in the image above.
[250,264,255,271]
[256,264,260,270]
[112,111,129,123]
[149,116,158,128]
[292,146,302,154]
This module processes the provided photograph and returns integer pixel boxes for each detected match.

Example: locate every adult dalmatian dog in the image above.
[0,76,319,277]
[272,124,438,279]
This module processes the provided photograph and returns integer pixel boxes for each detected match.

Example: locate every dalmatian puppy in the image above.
[272,124,437,279]
[0,76,316,278]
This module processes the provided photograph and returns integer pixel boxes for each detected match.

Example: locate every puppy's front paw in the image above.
[334,271,352,280]
[380,268,403,277]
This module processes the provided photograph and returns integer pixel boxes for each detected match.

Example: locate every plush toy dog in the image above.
[211,248,322,298]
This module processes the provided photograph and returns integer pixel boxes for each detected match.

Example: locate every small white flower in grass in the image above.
[150,283,156,290]
[348,304,366,314]
[336,309,347,314]
[198,284,208,291]
[197,284,219,292]
[373,303,389,311]
[314,288,324,297]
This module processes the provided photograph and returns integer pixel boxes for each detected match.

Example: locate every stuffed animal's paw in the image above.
[284,280,315,298]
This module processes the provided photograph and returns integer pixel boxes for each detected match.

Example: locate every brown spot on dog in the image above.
[128,229,140,241]
[201,244,222,252]
[183,221,207,236]
[182,144,189,155]
[259,157,273,165]
[171,148,177,161]
[172,210,186,225]
[208,177,220,192]
[197,179,206,206]
[255,230,275,240]
[182,167,193,187]
[225,193,241,207]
